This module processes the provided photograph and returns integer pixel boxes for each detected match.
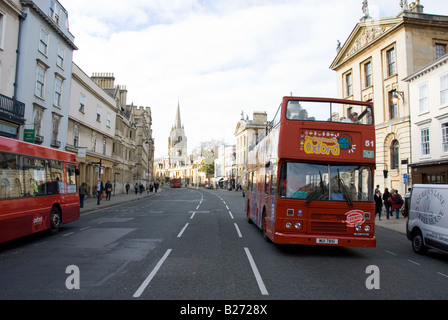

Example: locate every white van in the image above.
[407,184,448,254]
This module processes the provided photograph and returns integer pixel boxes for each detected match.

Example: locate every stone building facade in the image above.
[330,2,448,193]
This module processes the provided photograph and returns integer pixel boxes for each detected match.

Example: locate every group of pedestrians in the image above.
[374,185,407,220]
[124,182,159,194]
[79,180,160,208]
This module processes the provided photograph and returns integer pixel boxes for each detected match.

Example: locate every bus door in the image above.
[264,165,276,237]
[62,163,80,223]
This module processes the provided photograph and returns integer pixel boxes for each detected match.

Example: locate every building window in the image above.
[54,76,63,107]
[106,113,111,127]
[441,73,448,107]
[346,73,353,97]
[73,124,79,147]
[39,28,49,55]
[57,45,65,68]
[390,139,399,170]
[436,43,446,60]
[103,136,107,155]
[442,122,448,154]
[92,132,97,152]
[35,64,46,98]
[51,114,61,148]
[389,90,398,119]
[49,0,61,25]
[387,48,396,77]
[423,173,446,184]
[96,106,102,122]
[33,107,43,136]
[0,12,4,49]
[364,62,372,88]
[79,95,86,113]
[420,128,430,157]
[418,83,428,114]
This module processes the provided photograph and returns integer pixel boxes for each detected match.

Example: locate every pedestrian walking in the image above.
[97,179,104,205]
[134,182,138,194]
[139,183,144,194]
[392,190,404,219]
[125,182,130,194]
[105,181,112,200]
[383,188,392,219]
[374,190,383,220]
[79,182,87,208]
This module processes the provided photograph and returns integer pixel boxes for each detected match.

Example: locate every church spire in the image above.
[174,100,182,129]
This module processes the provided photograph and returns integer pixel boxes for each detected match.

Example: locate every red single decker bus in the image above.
[0,136,80,243]
[245,97,376,247]
[171,178,182,188]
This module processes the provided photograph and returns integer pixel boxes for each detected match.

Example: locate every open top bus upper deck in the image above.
[261,97,375,166]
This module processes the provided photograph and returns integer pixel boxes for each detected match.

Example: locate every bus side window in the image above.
[66,164,77,194]
[270,171,277,196]
[0,153,21,199]
[265,174,270,194]
[48,160,64,194]
[22,156,46,197]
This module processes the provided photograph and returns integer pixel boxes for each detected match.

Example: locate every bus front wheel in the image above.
[49,206,62,235]
[262,208,271,243]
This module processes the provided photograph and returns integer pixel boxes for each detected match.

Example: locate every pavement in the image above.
[79,187,408,235]
[375,214,408,235]
[80,187,164,215]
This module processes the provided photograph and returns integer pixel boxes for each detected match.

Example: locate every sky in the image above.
[61,0,448,159]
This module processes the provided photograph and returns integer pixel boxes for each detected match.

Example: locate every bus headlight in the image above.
[295,222,302,229]
[286,222,292,229]
[355,225,362,232]
[364,225,371,232]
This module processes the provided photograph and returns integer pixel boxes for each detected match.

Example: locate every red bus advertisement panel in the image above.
[246,97,376,248]
[0,136,80,243]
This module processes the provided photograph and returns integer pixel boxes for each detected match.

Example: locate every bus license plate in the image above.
[317,238,338,244]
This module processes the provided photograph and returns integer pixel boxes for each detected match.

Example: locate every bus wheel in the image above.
[49,206,61,235]
[411,230,427,254]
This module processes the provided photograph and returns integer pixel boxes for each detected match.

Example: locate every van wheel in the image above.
[49,207,61,235]
[411,230,427,254]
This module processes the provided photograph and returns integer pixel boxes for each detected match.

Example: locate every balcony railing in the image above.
[0,93,25,124]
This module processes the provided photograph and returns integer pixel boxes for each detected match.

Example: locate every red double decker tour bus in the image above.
[171,178,182,188]
[245,96,376,247]
[0,136,80,243]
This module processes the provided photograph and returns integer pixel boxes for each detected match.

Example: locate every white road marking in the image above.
[177,223,189,238]
[133,249,172,298]
[244,247,269,296]
[234,223,242,238]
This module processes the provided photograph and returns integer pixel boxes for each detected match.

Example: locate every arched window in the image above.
[178,136,182,143]
[390,140,399,170]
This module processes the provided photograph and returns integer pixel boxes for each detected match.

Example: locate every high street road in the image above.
[0,187,447,303]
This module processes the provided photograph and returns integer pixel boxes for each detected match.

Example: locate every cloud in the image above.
[63,0,448,158]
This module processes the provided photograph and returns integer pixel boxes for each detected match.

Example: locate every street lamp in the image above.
[392,91,405,104]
